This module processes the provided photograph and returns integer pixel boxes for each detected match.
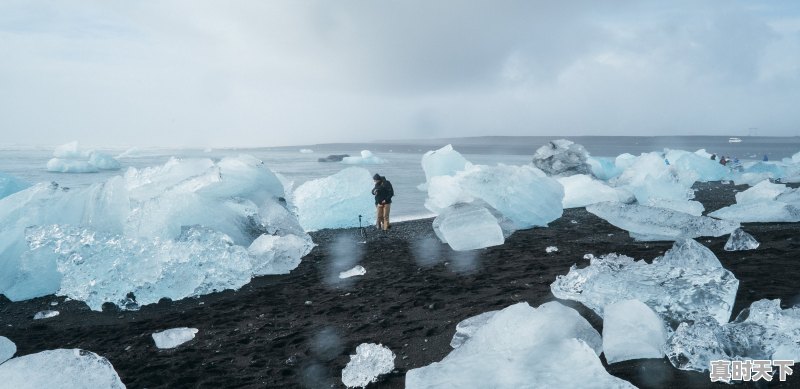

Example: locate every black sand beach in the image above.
[1,181,799,388]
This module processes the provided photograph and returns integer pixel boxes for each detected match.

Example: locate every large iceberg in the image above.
[0,349,125,388]
[406,302,634,389]
[0,172,29,200]
[558,174,630,208]
[602,299,668,364]
[341,343,395,388]
[0,155,314,310]
[586,202,739,241]
[551,239,739,325]
[341,150,386,165]
[667,299,800,372]
[432,203,505,251]
[292,167,376,231]
[531,139,592,176]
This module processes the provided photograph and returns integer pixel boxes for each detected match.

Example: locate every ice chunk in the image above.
[709,201,800,223]
[450,310,498,349]
[586,156,623,180]
[0,172,30,200]
[551,239,739,325]
[546,246,558,253]
[339,265,366,279]
[776,187,800,206]
[0,349,125,388]
[247,233,315,275]
[341,343,395,388]
[341,150,386,165]
[53,141,88,158]
[645,198,705,216]
[299,148,314,153]
[426,163,563,229]
[602,299,667,364]
[667,299,800,372]
[586,202,739,241]
[724,228,760,251]
[0,336,16,364]
[735,180,787,204]
[46,158,99,173]
[421,144,470,182]
[558,174,630,208]
[531,139,592,176]
[152,327,198,349]
[88,152,121,170]
[734,172,774,186]
[293,167,376,231]
[406,302,634,389]
[743,161,785,177]
[669,150,729,182]
[33,310,59,320]
[432,203,504,251]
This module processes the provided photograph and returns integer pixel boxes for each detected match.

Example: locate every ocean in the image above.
[2,136,799,220]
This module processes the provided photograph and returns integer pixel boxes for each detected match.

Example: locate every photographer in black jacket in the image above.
[372,174,394,231]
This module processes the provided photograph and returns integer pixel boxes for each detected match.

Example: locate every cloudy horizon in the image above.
[1,0,799,148]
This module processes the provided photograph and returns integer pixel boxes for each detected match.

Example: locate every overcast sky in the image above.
[1,1,799,148]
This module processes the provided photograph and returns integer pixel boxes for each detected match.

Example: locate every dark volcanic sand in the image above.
[1,182,799,388]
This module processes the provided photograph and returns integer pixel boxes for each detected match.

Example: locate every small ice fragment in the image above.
[571,220,578,224]
[602,299,667,364]
[33,310,59,320]
[0,336,16,364]
[545,246,558,253]
[724,228,760,251]
[0,349,125,388]
[152,327,198,349]
[339,265,366,279]
[50,301,58,306]
[341,343,395,388]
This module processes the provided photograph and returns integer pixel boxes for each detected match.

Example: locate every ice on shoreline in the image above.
[432,203,505,251]
[407,302,634,388]
[0,349,125,388]
[292,167,376,231]
[0,172,29,200]
[449,310,499,349]
[551,239,739,326]
[602,299,668,364]
[531,139,592,176]
[341,343,395,388]
[0,336,15,364]
[33,310,60,320]
[152,328,198,349]
[724,228,760,251]
[339,265,366,279]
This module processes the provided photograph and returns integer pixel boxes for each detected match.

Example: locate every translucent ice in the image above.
[341,343,395,388]
[88,152,121,170]
[341,150,386,165]
[292,167,376,231]
[735,180,787,204]
[339,265,366,279]
[551,239,739,325]
[0,172,29,200]
[0,156,313,309]
[586,202,739,241]
[426,163,563,229]
[602,299,668,364]
[709,201,800,223]
[46,158,99,173]
[558,174,630,208]
[449,310,498,349]
[586,156,623,180]
[531,139,592,176]
[48,142,121,172]
[0,336,15,364]
[0,349,125,388]
[33,310,59,320]
[420,144,471,183]
[152,327,199,349]
[406,302,634,389]
[724,228,760,251]
[645,198,705,216]
[53,141,88,158]
[432,203,504,251]
[667,299,800,372]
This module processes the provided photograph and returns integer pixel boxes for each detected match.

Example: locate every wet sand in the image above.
[1,182,799,388]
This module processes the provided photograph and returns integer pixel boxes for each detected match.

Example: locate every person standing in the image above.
[372,174,394,231]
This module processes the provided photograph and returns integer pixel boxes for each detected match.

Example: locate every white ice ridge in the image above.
[152,328,199,349]
[0,349,126,389]
[531,139,592,176]
[46,141,121,173]
[551,239,739,325]
[339,265,366,279]
[341,343,395,388]
[406,302,635,389]
[432,203,505,251]
[586,201,740,241]
[341,150,386,165]
[667,299,800,372]
[0,336,16,364]
[602,299,668,364]
[0,155,314,310]
[292,167,377,231]
[724,228,760,251]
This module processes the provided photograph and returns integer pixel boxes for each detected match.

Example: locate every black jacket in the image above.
[372,180,394,205]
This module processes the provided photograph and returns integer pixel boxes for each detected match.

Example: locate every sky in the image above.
[1,0,799,148]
